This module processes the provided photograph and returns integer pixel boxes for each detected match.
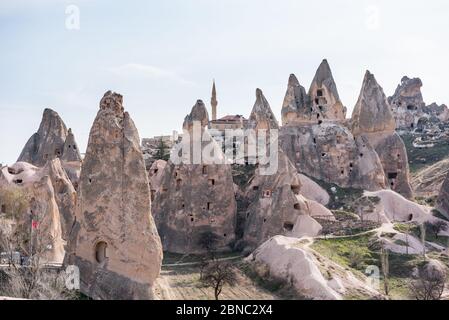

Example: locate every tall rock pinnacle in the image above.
[352,71,396,136]
[18,108,81,166]
[308,59,346,121]
[70,91,163,300]
[247,88,279,130]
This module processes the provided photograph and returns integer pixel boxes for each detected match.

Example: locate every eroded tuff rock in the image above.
[282,60,346,125]
[351,71,413,198]
[242,149,325,252]
[247,89,279,131]
[280,122,387,191]
[0,161,66,264]
[18,109,82,167]
[308,59,346,121]
[412,159,449,197]
[152,100,237,254]
[388,76,425,130]
[242,90,332,251]
[70,91,162,300]
[248,236,381,300]
[437,172,449,219]
[388,76,449,131]
[148,159,167,201]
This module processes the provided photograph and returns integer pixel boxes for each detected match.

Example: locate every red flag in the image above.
[32,220,39,230]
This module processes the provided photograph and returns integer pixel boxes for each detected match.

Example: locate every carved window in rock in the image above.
[202,165,208,175]
[208,179,215,186]
[291,185,300,195]
[1,204,6,213]
[95,241,108,263]
[176,179,182,190]
[283,222,294,232]
[317,89,324,97]
[207,202,212,210]
[293,203,301,210]
[55,149,62,157]
[263,190,272,198]
[253,186,259,191]
[13,179,23,185]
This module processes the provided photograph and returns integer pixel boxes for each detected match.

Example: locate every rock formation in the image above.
[242,89,332,252]
[18,108,82,167]
[437,172,449,219]
[351,71,413,198]
[388,76,449,131]
[248,236,381,300]
[412,158,449,197]
[0,161,66,264]
[70,91,163,300]
[308,59,347,121]
[152,100,237,254]
[148,159,167,201]
[280,122,387,191]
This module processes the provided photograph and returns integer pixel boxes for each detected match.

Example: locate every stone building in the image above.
[70,91,162,300]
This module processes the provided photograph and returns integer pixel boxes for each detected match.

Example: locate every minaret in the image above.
[211,80,218,121]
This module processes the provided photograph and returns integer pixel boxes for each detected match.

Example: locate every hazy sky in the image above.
[1,0,448,164]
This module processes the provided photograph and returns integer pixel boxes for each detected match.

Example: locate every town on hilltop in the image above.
[2,59,449,301]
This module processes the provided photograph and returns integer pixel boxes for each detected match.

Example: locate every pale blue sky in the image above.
[1,0,448,164]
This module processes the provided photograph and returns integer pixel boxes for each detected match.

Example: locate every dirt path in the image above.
[154,263,279,300]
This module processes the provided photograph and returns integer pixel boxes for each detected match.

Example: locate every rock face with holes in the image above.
[388,76,449,131]
[241,89,330,252]
[152,100,237,254]
[308,59,347,122]
[351,71,413,198]
[70,91,162,300]
[282,60,346,126]
[148,159,167,201]
[0,161,66,264]
[18,108,82,167]
[279,63,387,192]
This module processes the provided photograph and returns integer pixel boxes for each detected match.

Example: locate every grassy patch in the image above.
[311,232,433,299]
[303,175,364,210]
[402,133,449,173]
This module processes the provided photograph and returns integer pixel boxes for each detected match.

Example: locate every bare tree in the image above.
[410,263,446,300]
[200,260,238,300]
[0,194,73,300]
[197,231,221,279]
[424,220,448,239]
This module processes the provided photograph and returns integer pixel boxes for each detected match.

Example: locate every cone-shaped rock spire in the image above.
[308,59,346,121]
[18,108,81,166]
[351,71,396,136]
[70,91,163,300]
[247,88,279,130]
